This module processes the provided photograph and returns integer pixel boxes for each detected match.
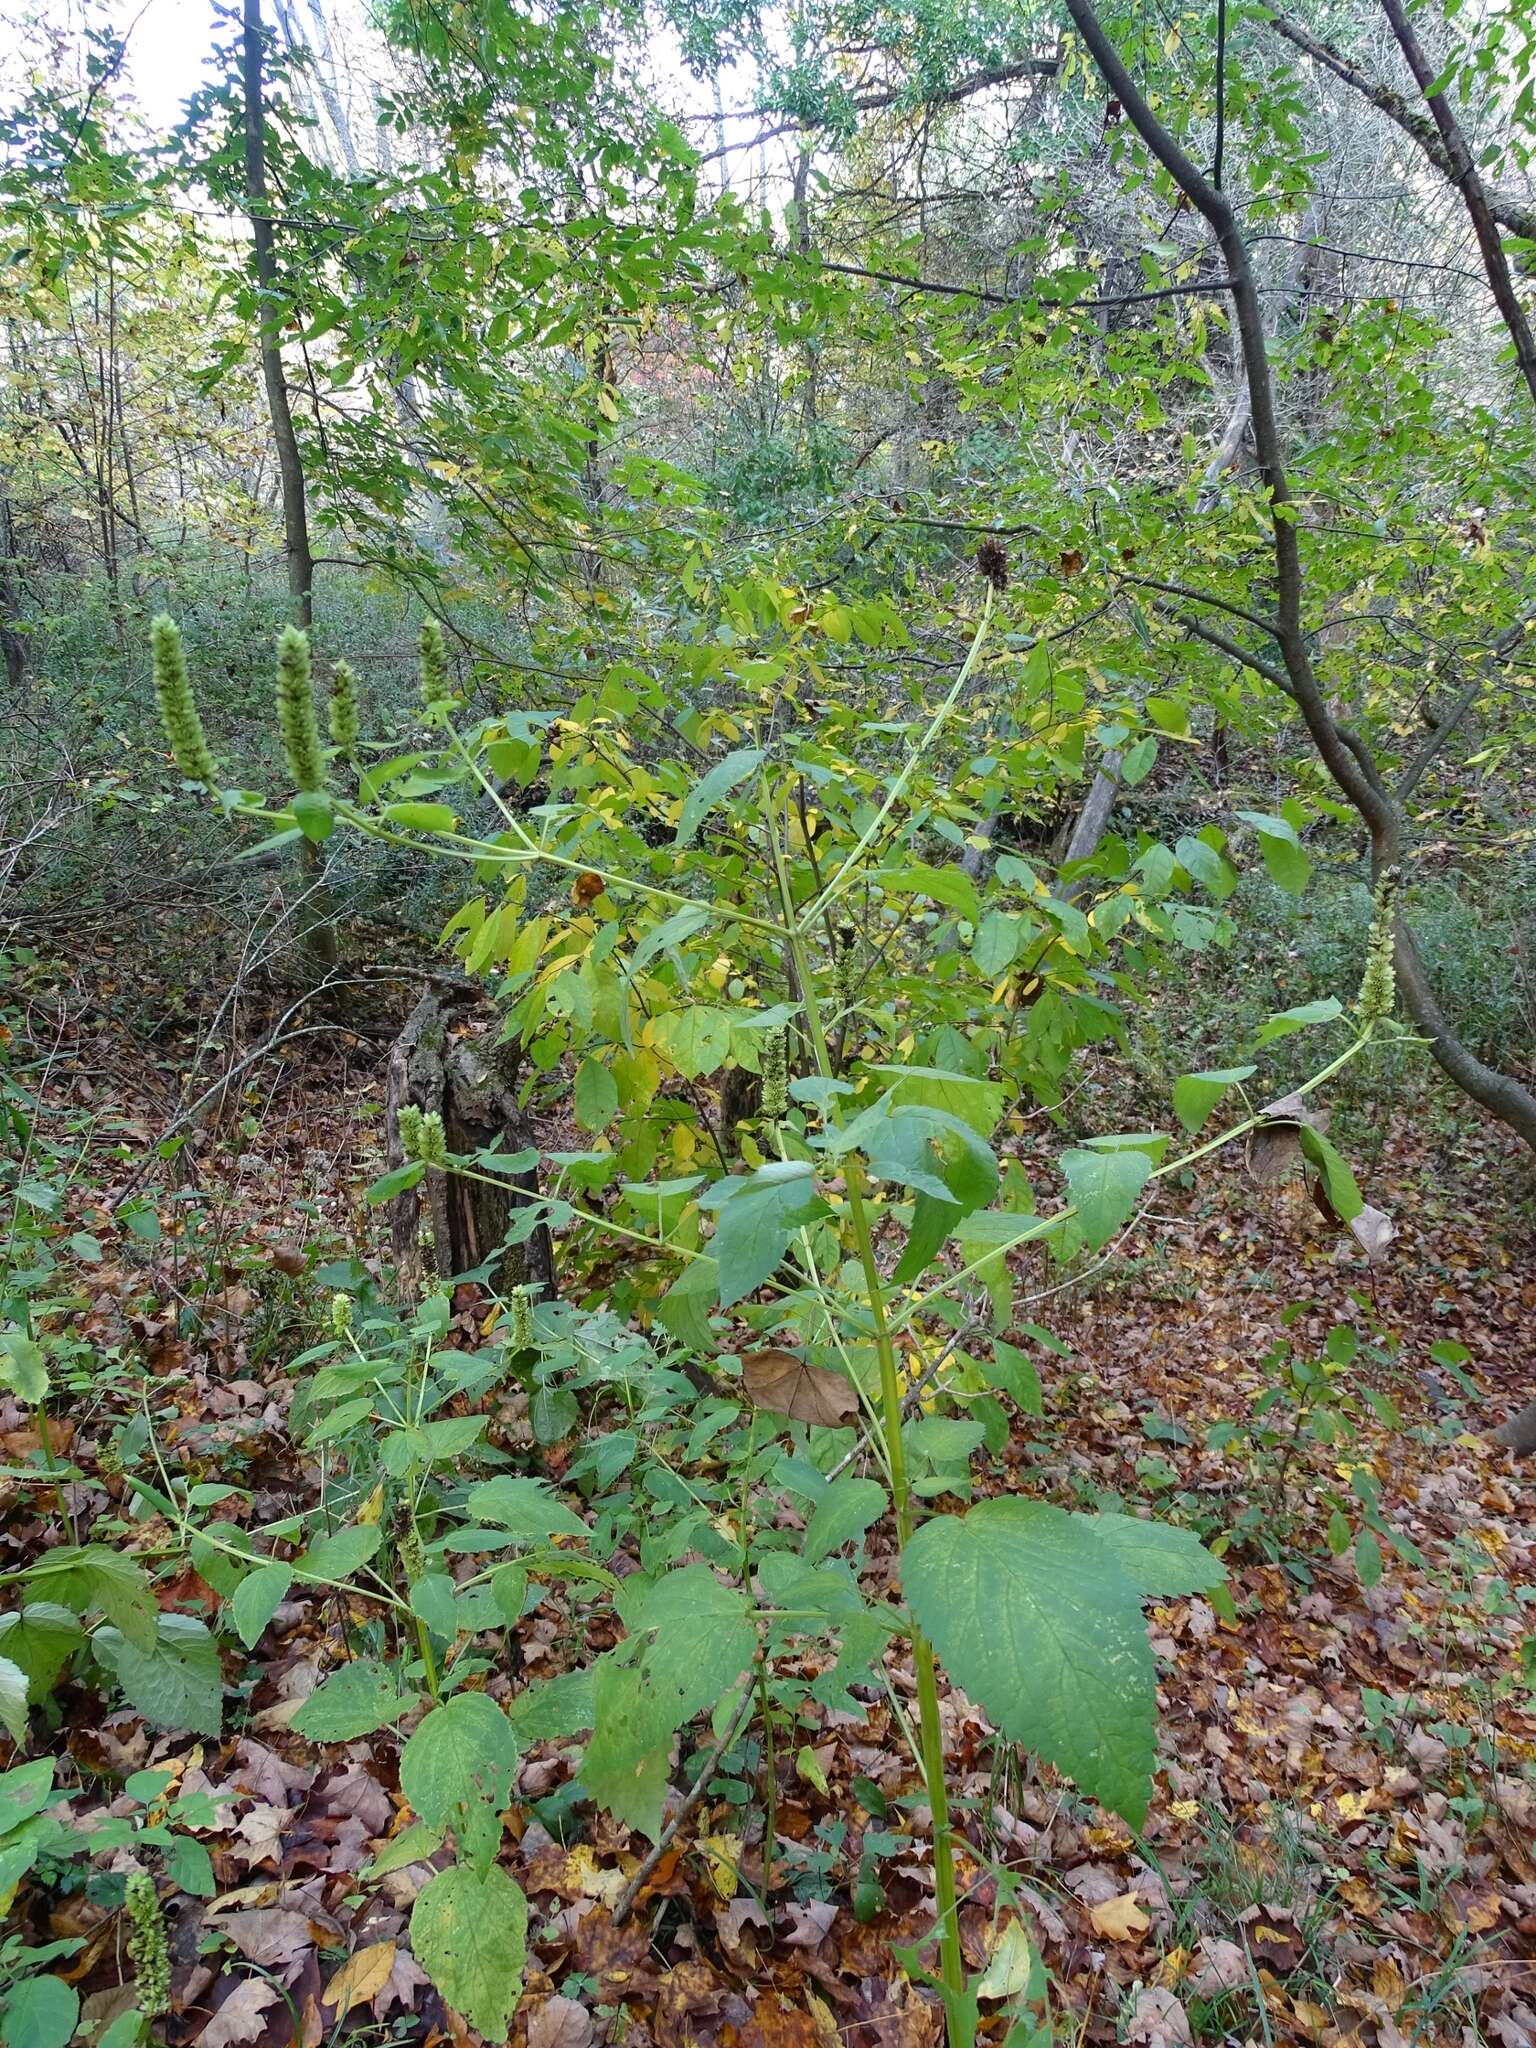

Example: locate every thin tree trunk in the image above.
[241,0,314,631]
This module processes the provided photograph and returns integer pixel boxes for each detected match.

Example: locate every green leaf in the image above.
[1253,996,1343,1046]
[297,1522,383,1583]
[400,1692,518,1835]
[651,1006,735,1079]
[981,1339,1043,1416]
[872,864,980,924]
[868,1066,1006,1139]
[1298,1127,1364,1223]
[365,1159,426,1203]
[702,1162,828,1310]
[0,1975,78,2048]
[93,1613,223,1735]
[1058,1146,1154,1257]
[573,1058,619,1132]
[166,1832,216,1897]
[27,1546,157,1650]
[507,1668,596,1743]
[803,1476,887,1566]
[1236,810,1311,895]
[0,1758,56,1835]
[291,1659,413,1742]
[0,1331,48,1405]
[410,1862,527,2040]
[582,1567,755,1836]
[654,1255,719,1350]
[0,1658,28,1744]
[291,789,334,843]
[0,1605,83,1702]
[383,800,459,833]
[1355,1530,1383,1588]
[1086,1513,1226,1597]
[366,1818,444,1878]
[675,747,764,846]
[465,1477,588,1542]
[410,1574,460,1641]
[231,1563,293,1650]
[1172,1065,1256,1134]
[972,910,1022,978]
[903,1499,1159,1824]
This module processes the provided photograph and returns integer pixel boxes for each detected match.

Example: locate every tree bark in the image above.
[1063,0,1536,1150]
[241,0,314,630]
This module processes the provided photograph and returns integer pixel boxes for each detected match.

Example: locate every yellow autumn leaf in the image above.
[323,1940,396,2013]
[698,1832,743,1899]
[1089,1891,1150,1941]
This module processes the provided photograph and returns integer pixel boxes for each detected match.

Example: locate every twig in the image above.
[612,1677,758,1925]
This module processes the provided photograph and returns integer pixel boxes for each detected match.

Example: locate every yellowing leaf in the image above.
[1089,1891,1150,1941]
[698,1832,743,1899]
[323,1940,397,2013]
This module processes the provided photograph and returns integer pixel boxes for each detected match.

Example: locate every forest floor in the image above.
[4,945,1535,2048]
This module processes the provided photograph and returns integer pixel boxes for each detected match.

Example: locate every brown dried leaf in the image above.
[1247,1092,1328,1184]
[741,1350,857,1427]
[527,1993,596,2048]
[1349,1202,1396,1262]
[197,1978,283,2047]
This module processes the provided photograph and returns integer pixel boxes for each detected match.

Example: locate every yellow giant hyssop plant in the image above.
[123,598,1398,2043]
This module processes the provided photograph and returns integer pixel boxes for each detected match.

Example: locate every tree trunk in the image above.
[241,0,315,630]
[384,992,554,1307]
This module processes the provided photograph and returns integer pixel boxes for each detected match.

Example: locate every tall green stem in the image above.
[764,797,966,2000]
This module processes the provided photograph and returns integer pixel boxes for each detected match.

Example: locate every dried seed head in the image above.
[975,536,1009,592]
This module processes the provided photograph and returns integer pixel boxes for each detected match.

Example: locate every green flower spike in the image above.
[151,614,219,790]
[275,626,325,794]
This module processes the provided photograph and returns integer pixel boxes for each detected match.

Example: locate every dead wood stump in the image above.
[384,990,554,1307]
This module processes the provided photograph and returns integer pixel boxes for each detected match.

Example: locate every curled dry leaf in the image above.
[1349,1203,1396,1262]
[740,1350,857,1427]
[1126,1986,1193,2048]
[1247,1092,1327,1184]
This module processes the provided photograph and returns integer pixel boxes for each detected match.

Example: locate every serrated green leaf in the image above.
[903,1499,1158,1824]
[400,1692,518,1835]
[0,1605,83,1702]
[297,1522,383,1583]
[27,1546,158,1651]
[1085,1513,1226,1597]
[0,1974,78,2048]
[93,1613,223,1735]
[1057,1146,1154,1257]
[465,1477,587,1541]
[573,1058,619,1132]
[675,747,764,847]
[291,1659,413,1741]
[803,1476,887,1566]
[410,1862,527,2039]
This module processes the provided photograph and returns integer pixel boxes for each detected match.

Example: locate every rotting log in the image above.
[384,990,553,1307]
